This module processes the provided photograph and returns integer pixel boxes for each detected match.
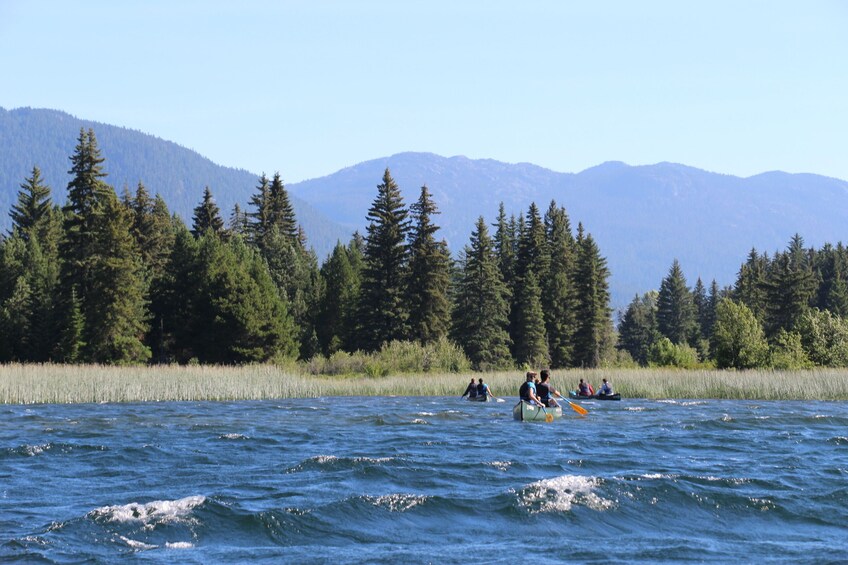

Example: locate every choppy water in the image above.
[1,396,847,563]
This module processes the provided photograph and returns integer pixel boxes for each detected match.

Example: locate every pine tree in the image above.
[452,217,512,369]
[760,235,816,336]
[85,190,151,363]
[571,225,611,368]
[733,248,769,320]
[617,291,660,365]
[191,235,298,363]
[10,166,52,240]
[542,201,577,368]
[247,173,272,246]
[268,172,298,244]
[58,128,111,360]
[356,168,410,351]
[191,186,225,237]
[493,203,516,291]
[512,269,549,366]
[229,203,249,236]
[406,185,451,344]
[318,240,362,353]
[656,259,697,345]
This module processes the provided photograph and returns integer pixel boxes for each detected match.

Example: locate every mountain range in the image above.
[3,106,847,309]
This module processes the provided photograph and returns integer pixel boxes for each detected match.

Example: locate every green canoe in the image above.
[512,400,563,422]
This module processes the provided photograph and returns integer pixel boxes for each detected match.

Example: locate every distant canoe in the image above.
[466,395,492,402]
[513,401,563,422]
[569,391,621,401]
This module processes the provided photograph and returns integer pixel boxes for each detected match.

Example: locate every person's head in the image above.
[579,378,584,384]
[540,369,550,382]
[602,378,608,383]
[478,378,484,384]
[525,371,536,382]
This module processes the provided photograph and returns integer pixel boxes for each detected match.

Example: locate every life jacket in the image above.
[578,382,589,395]
[536,382,551,401]
[466,383,477,397]
[477,383,486,396]
[519,381,536,401]
[588,383,595,395]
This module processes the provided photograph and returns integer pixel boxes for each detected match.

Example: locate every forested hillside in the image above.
[0,107,348,258]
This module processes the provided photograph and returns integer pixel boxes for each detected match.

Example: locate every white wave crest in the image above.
[90,495,206,525]
[517,475,614,513]
[487,461,512,471]
[219,433,249,440]
[119,535,157,551]
[411,418,428,424]
[166,541,195,549]
[369,494,428,512]
[625,407,646,412]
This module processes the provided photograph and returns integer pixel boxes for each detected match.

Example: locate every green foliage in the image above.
[760,235,816,336]
[191,186,225,237]
[710,299,769,369]
[769,329,813,370]
[356,168,410,351]
[512,269,549,366]
[571,225,612,368]
[617,291,660,366]
[306,338,471,376]
[452,217,513,370]
[406,185,452,344]
[542,201,577,368]
[191,235,298,363]
[647,337,700,368]
[656,259,697,345]
[795,308,848,367]
[317,240,362,354]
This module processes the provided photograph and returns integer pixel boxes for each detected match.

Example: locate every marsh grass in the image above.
[1,364,848,404]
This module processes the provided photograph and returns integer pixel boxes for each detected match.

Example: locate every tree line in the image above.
[618,235,848,369]
[0,129,613,368]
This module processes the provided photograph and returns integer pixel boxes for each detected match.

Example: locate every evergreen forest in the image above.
[2,128,846,371]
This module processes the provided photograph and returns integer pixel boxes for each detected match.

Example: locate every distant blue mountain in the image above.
[4,107,847,309]
[289,153,848,308]
[0,107,349,258]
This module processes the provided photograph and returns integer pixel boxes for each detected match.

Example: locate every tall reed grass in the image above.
[1,364,847,404]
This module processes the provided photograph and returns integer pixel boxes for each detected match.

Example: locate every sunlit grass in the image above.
[1,364,847,404]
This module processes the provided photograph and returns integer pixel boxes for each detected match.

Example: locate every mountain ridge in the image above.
[3,106,847,308]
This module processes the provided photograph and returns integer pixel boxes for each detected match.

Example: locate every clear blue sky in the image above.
[1,0,846,182]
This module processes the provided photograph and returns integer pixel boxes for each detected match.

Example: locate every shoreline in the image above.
[2,364,848,404]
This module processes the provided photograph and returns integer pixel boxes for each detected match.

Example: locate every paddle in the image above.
[566,399,589,416]
[551,391,589,415]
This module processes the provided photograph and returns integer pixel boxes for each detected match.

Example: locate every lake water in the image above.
[1,395,846,563]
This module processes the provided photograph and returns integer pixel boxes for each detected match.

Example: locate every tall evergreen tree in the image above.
[191,186,225,237]
[511,203,548,357]
[493,202,516,290]
[317,240,362,354]
[512,269,549,366]
[451,217,512,369]
[406,185,452,344]
[229,203,249,236]
[268,172,298,244]
[10,166,52,240]
[542,201,577,367]
[760,235,816,336]
[733,248,769,320]
[617,291,660,366]
[656,259,697,345]
[356,169,410,351]
[571,225,611,368]
[57,128,111,360]
[247,173,272,246]
[85,190,151,363]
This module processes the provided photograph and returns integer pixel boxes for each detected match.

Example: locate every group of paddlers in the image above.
[460,378,497,401]
[461,371,614,405]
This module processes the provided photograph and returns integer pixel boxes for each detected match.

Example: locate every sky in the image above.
[1,0,846,183]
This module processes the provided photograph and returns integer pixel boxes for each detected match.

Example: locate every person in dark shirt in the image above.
[460,378,478,399]
[536,369,564,407]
